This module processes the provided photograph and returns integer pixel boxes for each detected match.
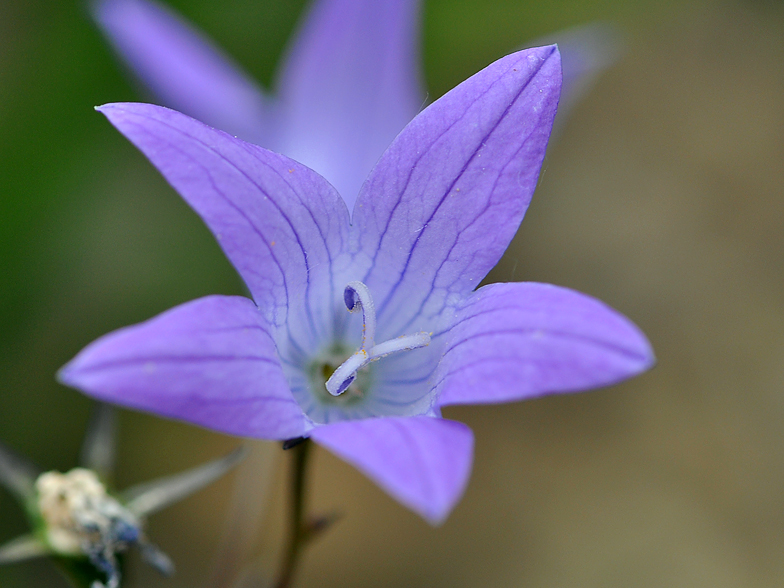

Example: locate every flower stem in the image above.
[275,439,311,588]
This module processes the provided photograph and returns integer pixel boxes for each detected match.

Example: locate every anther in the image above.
[325,282,430,396]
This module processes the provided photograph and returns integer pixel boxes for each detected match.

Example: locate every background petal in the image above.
[98,102,351,353]
[310,416,473,524]
[276,0,423,209]
[59,295,308,440]
[93,0,272,143]
[352,46,561,340]
[434,282,655,407]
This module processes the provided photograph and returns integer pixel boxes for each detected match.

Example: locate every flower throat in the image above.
[324,281,431,397]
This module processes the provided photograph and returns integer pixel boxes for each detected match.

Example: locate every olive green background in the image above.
[1,0,783,586]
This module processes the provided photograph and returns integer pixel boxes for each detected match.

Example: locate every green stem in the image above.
[275,439,311,588]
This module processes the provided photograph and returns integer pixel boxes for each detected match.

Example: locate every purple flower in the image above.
[60,38,652,523]
[92,0,620,212]
[93,0,423,211]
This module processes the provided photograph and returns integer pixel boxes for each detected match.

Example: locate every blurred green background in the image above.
[2,0,784,586]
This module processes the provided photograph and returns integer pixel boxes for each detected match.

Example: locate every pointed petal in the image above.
[79,403,117,481]
[97,102,350,351]
[59,296,308,440]
[0,441,40,503]
[530,22,622,135]
[0,535,50,564]
[122,447,245,516]
[93,0,272,143]
[353,46,561,338]
[310,416,473,524]
[435,282,654,407]
[277,0,423,208]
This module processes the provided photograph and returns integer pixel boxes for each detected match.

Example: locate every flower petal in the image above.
[434,282,655,407]
[59,296,308,440]
[97,102,350,351]
[352,46,561,339]
[276,0,423,208]
[531,22,622,135]
[310,416,473,524]
[93,0,272,143]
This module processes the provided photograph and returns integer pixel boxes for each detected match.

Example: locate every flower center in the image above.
[325,281,431,396]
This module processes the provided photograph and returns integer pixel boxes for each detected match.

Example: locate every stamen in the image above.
[343,281,375,349]
[368,333,431,360]
[325,282,430,397]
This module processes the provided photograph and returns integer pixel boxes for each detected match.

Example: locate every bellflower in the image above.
[93,0,423,211]
[92,0,619,212]
[60,42,653,523]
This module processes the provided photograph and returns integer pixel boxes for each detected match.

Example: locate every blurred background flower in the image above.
[1,0,783,586]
